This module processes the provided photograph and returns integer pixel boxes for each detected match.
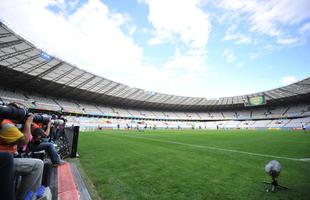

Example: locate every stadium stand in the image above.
[285,117,310,128]
[238,120,255,129]
[1,85,310,131]
[140,110,155,118]
[77,102,102,115]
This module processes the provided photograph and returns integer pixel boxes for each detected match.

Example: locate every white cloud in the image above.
[218,0,281,36]
[68,0,79,9]
[47,0,78,16]
[281,76,298,85]
[128,25,136,36]
[277,37,299,46]
[236,62,244,68]
[299,22,310,36]
[223,48,236,63]
[163,48,208,75]
[224,25,252,44]
[248,52,261,60]
[148,37,164,46]
[219,0,310,38]
[136,0,212,97]
[234,36,252,44]
[140,0,211,48]
[263,44,275,51]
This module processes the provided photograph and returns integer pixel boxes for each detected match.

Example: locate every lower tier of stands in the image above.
[65,116,310,131]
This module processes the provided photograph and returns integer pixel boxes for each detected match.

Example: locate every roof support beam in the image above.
[77,78,106,98]
[51,67,75,82]
[102,83,120,95]
[8,54,40,69]
[0,32,13,38]
[16,61,64,90]
[120,88,139,99]
[32,61,63,79]
[94,81,114,94]
[117,86,131,97]
[63,72,85,86]
[88,81,115,102]
[278,88,298,96]
[0,39,23,49]
[71,75,96,90]
[0,47,34,62]
[61,75,97,97]
[91,83,122,102]
[24,60,49,74]
[83,78,104,91]
[5,60,49,86]
[125,89,142,99]
[33,67,77,95]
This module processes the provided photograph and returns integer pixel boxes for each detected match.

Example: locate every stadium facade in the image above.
[0,21,310,130]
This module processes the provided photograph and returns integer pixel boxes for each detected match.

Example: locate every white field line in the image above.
[110,134,310,163]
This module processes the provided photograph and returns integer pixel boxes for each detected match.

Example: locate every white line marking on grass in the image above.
[112,134,310,163]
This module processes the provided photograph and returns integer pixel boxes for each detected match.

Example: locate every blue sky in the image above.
[0,0,310,98]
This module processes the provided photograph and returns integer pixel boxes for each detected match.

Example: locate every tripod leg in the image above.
[271,179,278,192]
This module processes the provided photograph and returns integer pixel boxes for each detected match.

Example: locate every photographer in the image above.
[29,120,66,166]
[0,103,44,200]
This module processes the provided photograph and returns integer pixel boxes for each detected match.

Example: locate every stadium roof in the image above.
[1,21,310,111]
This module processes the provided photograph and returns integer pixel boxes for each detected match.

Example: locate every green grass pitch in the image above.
[77,129,310,200]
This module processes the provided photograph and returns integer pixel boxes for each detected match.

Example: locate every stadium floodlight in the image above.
[263,160,289,192]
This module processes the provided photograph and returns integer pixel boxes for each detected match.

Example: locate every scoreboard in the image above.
[245,95,266,106]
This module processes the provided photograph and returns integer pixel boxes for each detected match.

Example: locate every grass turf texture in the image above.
[77,130,310,200]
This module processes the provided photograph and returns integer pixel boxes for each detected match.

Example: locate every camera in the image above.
[0,104,51,124]
[0,104,28,122]
[51,119,65,126]
[32,114,51,124]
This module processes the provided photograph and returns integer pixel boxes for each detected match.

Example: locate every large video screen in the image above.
[246,95,266,106]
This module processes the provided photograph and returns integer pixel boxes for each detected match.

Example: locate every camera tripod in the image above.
[51,127,71,159]
[262,176,289,192]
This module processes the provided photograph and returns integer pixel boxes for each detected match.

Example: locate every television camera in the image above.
[0,104,64,126]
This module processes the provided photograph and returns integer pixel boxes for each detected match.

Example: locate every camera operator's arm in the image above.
[43,121,52,137]
[17,114,34,145]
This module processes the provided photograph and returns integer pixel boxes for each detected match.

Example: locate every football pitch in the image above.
[77,130,310,200]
